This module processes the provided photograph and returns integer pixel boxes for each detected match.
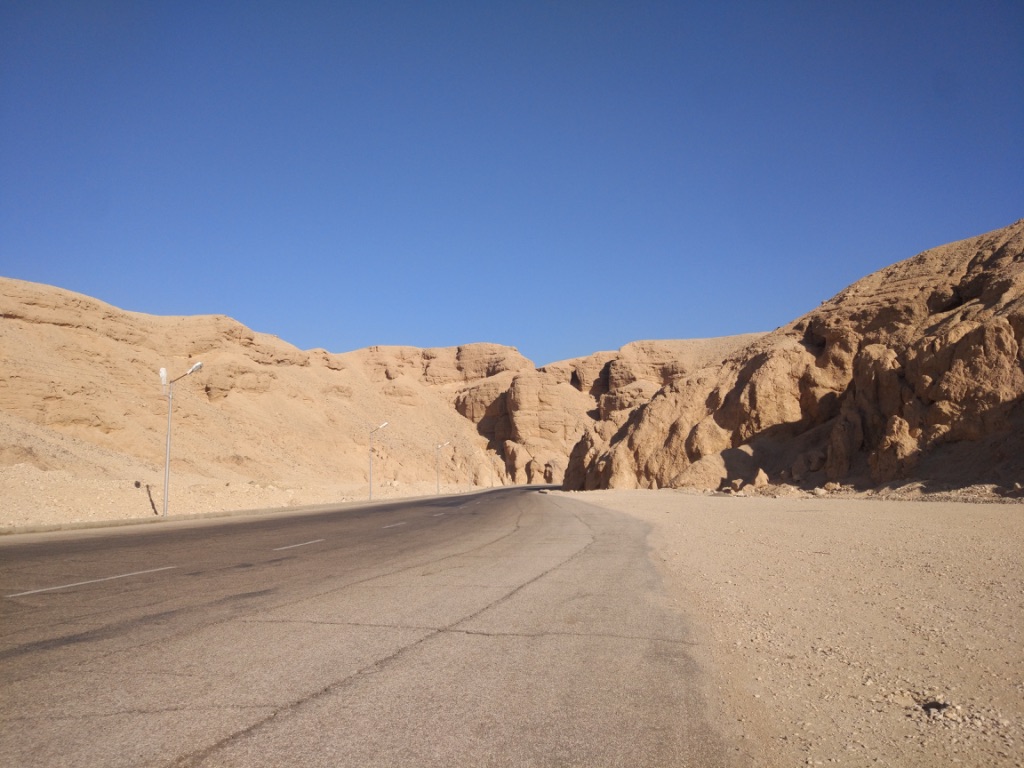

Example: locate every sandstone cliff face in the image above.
[0,281,528,513]
[4,219,1022,526]
[452,337,762,484]
[4,274,748,507]
[564,220,1024,493]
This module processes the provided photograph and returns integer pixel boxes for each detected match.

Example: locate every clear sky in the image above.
[2,1,1022,366]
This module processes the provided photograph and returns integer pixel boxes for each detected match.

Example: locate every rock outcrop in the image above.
[0,281,533,510]
[3,218,1022,526]
[453,337,762,484]
[564,219,1024,493]
[3,276,758,501]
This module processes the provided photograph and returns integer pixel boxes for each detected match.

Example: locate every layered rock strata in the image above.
[3,219,1022,518]
[564,220,1024,492]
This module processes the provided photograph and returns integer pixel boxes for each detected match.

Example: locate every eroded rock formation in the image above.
[3,219,1022,524]
[452,337,761,484]
[564,219,1024,492]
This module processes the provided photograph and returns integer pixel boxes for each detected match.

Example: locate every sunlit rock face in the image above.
[3,219,1022,523]
[564,219,1024,493]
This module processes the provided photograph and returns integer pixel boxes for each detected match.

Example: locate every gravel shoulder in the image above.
[563,489,1024,767]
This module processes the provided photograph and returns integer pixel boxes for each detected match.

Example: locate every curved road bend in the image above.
[0,488,735,767]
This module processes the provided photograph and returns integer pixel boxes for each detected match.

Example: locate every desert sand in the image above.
[571,489,1023,767]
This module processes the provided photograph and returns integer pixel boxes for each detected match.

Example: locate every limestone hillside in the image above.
[3,219,1022,525]
[564,219,1024,494]
[0,275,757,525]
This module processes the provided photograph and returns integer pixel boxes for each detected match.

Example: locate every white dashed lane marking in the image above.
[8,511,455,599]
[272,539,326,551]
[6,566,179,598]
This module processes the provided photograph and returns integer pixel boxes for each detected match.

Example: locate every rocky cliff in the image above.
[3,219,1022,526]
[564,219,1024,494]
[0,279,534,523]
[1,274,763,522]
[451,336,761,485]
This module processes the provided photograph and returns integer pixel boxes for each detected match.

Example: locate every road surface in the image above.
[0,488,733,766]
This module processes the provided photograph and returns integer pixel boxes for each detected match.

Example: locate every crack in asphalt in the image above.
[449,627,699,645]
[168,497,601,768]
[2,503,539,684]
[7,493,662,767]
[234,618,697,646]
[2,703,275,726]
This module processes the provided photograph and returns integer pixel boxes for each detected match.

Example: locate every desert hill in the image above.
[0,281,526,526]
[0,276,758,526]
[564,219,1024,494]
[3,219,1023,526]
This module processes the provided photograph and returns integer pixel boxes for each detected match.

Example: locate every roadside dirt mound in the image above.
[564,219,1024,494]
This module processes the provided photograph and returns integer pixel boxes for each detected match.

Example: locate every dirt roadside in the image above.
[565,489,1023,767]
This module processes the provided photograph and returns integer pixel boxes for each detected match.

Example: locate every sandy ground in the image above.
[566,489,1023,767]
[0,464,472,529]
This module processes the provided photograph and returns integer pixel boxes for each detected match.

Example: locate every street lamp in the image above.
[369,421,388,500]
[435,441,450,495]
[160,362,203,518]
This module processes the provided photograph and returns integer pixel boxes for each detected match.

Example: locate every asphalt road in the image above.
[0,488,733,767]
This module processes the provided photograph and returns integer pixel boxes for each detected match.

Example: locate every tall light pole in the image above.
[369,421,388,500]
[160,361,203,518]
[435,441,450,495]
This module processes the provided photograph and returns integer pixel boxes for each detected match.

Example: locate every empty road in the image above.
[0,488,733,766]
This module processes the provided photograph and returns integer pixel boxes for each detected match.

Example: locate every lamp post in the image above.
[160,361,203,518]
[369,421,388,500]
[435,441,450,495]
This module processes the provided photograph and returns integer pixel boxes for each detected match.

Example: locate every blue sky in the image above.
[2,1,1022,366]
